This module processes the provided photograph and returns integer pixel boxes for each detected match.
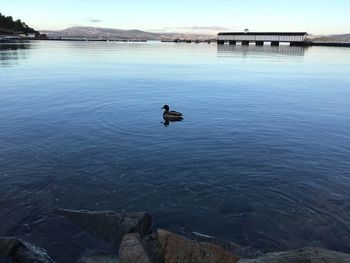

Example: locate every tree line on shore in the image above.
[0,12,37,35]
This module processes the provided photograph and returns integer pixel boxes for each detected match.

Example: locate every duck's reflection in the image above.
[162,117,183,127]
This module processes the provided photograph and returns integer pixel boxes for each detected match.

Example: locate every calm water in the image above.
[1,41,350,261]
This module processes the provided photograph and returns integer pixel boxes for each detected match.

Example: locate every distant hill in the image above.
[41,26,215,41]
[329,34,350,41]
[0,12,37,35]
[308,33,350,42]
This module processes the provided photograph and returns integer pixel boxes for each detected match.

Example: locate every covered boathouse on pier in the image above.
[217,32,308,46]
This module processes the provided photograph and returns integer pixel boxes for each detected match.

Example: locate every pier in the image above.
[217,32,308,46]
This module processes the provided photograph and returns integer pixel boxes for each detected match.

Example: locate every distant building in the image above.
[217,32,308,46]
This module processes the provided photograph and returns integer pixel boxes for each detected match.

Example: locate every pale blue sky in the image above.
[2,0,349,34]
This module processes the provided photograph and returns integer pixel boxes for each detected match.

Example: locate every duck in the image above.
[161,105,183,121]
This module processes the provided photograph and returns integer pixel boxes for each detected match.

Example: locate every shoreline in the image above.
[1,37,350,47]
[309,41,350,47]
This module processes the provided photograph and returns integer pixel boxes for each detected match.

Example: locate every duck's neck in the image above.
[163,109,169,114]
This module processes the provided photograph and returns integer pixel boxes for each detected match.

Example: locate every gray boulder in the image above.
[56,209,152,248]
[119,233,151,263]
[156,229,240,263]
[142,233,164,263]
[182,231,262,259]
[238,247,350,263]
[0,237,54,263]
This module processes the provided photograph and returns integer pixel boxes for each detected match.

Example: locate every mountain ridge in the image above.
[41,26,215,40]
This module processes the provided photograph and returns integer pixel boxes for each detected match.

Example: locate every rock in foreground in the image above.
[0,237,54,263]
[119,233,151,263]
[182,231,262,259]
[156,229,240,263]
[53,209,350,263]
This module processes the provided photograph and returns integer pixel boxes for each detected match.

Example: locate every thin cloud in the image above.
[88,18,102,23]
[180,26,231,31]
[150,26,235,33]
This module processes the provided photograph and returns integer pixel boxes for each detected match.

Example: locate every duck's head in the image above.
[161,105,170,111]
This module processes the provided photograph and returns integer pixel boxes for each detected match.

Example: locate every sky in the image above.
[1,0,349,35]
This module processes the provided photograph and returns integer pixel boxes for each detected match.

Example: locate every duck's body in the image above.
[162,105,183,120]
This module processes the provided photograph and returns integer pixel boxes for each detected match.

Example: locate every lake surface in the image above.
[1,41,350,261]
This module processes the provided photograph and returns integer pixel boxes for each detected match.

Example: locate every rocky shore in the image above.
[1,209,349,262]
